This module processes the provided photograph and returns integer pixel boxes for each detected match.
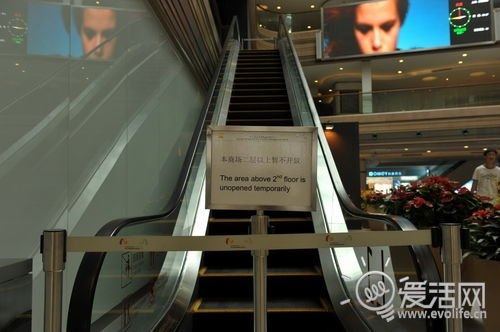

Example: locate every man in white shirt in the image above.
[471,147,500,204]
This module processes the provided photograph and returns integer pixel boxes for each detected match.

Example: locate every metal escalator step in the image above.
[199,265,322,277]
[192,297,331,313]
[225,119,294,126]
[229,103,290,111]
[208,216,312,223]
[231,88,287,96]
[230,95,288,103]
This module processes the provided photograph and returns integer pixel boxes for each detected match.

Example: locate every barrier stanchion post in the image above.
[251,210,269,332]
[41,229,67,332]
[440,223,463,332]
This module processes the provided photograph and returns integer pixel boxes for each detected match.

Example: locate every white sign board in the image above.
[206,126,317,211]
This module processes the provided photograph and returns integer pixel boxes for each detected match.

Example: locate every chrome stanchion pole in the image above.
[42,230,66,332]
[440,223,463,332]
[251,210,269,332]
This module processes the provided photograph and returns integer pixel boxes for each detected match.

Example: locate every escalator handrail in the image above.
[66,17,240,330]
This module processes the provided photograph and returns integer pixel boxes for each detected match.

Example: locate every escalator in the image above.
[65,17,445,332]
[185,50,342,331]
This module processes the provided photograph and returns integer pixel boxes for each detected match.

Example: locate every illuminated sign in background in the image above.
[322,0,494,60]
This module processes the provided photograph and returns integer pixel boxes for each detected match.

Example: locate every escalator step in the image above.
[192,297,331,313]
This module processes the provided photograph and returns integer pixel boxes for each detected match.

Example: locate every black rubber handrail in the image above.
[66,17,239,331]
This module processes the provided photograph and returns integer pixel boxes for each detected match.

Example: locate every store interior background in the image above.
[225,0,500,201]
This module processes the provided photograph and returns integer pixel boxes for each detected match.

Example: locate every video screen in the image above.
[1,0,148,60]
[322,0,494,60]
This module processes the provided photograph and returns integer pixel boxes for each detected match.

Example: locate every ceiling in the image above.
[253,0,500,172]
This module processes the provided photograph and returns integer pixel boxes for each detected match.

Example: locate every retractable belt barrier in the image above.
[41,224,464,332]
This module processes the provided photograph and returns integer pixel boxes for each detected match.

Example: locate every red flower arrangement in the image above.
[383,176,484,228]
[465,205,500,260]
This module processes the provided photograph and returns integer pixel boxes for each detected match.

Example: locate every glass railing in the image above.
[277,15,444,331]
[66,17,240,331]
[323,82,500,115]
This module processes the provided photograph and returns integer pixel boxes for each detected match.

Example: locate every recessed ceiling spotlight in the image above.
[464,145,469,149]
[426,150,432,153]
[314,79,319,84]
[310,4,316,9]
[307,25,312,29]
[404,147,409,151]
[462,53,468,57]
[470,71,486,77]
[458,60,463,64]
[397,70,403,74]
[276,5,281,10]
[422,76,437,81]
[339,67,344,71]
[398,59,404,63]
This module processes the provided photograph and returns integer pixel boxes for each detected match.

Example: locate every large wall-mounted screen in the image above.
[1,0,148,60]
[322,0,494,60]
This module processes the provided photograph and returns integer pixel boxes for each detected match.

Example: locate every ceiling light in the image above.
[458,60,463,64]
[399,59,404,63]
[397,70,403,74]
[422,76,437,81]
[464,145,469,149]
[307,25,312,29]
[462,53,468,57]
[314,79,319,84]
[470,71,486,77]
[426,150,432,153]
[404,147,409,151]
[310,4,316,9]
[325,122,334,130]
[276,5,281,10]
[339,67,344,71]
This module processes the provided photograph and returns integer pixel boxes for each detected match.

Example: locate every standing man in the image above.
[353,0,409,54]
[471,147,500,204]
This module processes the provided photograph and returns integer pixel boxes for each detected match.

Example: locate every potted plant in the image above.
[461,203,500,332]
[464,204,500,260]
[382,176,484,228]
